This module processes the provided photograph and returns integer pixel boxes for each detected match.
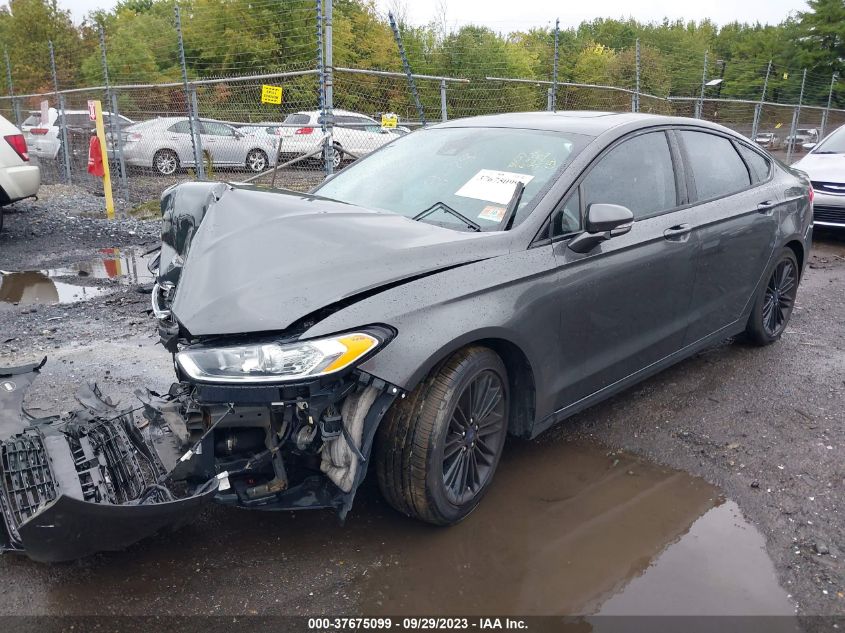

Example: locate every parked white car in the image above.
[0,114,40,232]
[120,117,280,175]
[21,109,133,162]
[280,109,402,167]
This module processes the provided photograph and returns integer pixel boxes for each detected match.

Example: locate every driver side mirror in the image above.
[568,203,634,253]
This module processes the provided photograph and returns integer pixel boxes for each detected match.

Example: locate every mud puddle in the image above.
[355,439,795,616]
[0,247,153,308]
[29,437,796,618]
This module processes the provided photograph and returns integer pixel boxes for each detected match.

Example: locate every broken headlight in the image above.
[175,331,383,383]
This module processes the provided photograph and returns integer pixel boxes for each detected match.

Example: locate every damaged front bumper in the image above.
[0,359,398,562]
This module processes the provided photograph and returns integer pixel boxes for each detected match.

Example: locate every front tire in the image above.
[745,248,799,345]
[376,346,509,525]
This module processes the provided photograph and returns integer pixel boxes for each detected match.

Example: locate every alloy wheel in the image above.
[247,150,267,173]
[155,151,177,175]
[762,258,797,337]
[442,369,506,506]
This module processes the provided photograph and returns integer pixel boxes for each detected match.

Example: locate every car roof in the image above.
[294,109,374,119]
[433,110,736,137]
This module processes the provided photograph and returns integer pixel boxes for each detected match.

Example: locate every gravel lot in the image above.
[0,186,842,621]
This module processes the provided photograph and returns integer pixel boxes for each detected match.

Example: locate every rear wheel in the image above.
[745,249,799,345]
[153,149,179,176]
[246,149,268,173]
[323,144,343,169]
[376,346,509,525]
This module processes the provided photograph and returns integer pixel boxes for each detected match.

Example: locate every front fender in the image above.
[302,246,561,423]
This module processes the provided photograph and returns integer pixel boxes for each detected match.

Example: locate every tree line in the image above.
[0,0,841,111]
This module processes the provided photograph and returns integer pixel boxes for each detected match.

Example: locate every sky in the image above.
[61,0,809,28]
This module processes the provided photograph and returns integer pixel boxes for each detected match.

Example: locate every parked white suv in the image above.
[279,109,402,167]
[0,114,40,232]
[21,108,133,162]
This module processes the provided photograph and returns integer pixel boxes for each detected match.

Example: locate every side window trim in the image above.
[666,130,689,207]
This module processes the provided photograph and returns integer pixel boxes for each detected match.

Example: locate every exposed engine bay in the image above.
[0,358,397,562]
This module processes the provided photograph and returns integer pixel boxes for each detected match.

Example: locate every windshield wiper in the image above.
[413,201,481,232]
[499,181,526,231]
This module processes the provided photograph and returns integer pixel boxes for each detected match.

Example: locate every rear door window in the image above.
[201,121,235,136]
[168,121,192,134]
[736,144,771,183]
[581,131,678,220]
[679,130,751,201]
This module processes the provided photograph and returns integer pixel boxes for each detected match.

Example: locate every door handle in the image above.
[663,223,692,240]
[757,200,776,214]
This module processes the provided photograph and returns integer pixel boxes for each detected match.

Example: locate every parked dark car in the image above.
[0,112,813,561]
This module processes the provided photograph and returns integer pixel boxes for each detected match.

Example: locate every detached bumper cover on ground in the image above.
[0,360,217,562]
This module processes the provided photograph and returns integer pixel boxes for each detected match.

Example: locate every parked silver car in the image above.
[120,117,278,175]
[793,124,845,228]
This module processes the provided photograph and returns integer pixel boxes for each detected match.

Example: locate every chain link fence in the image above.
[1,0,843,212]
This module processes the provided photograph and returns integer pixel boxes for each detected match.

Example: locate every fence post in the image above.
[49,40,72,184]
[786,69,807,164]
[175,5,205,180]
[695,50,708,119]
[316,0,330,176]
[750,60,771,141]
[820,72,837,138]
[551,18,559,112]
[3,48,19,127]
[325,0,335,176]
[440,78,447,122]
[388,12,426,126]
[633,38,640,113]
[99,23,128,201]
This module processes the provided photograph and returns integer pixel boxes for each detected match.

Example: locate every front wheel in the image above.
[375,346,509,525]
[745,248,799,345]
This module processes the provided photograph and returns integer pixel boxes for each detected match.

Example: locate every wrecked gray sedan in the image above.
[1,112,813,560]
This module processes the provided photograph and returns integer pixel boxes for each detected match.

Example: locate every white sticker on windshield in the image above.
[455,169,534,205]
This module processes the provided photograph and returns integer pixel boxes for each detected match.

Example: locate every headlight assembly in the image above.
[175,331,383,383]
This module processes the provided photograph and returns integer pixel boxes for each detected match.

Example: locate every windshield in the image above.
[314,126,593,231]
[813,126,845,154]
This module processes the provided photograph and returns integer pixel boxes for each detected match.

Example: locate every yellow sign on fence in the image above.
[381,112,398,128]
[261,84,283,104]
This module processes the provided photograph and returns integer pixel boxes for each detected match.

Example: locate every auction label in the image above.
[456,169,533,205]
[307,617,528,630]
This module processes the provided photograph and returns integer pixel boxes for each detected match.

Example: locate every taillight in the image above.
[4,134,29,161]
[30,128,48,135]
[127,132,142,142]
[295,127,314,135]
[808,187,814,204]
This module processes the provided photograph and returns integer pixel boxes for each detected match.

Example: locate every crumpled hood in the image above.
[793,153,845,182]
[171,186,505,336]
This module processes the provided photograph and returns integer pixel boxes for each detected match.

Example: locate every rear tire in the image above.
[745,248,799,345]
[153,149,179,176]
[375,346,509,525]
[246,149,268,173]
